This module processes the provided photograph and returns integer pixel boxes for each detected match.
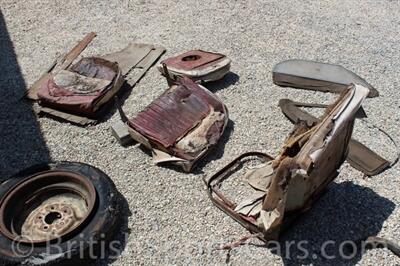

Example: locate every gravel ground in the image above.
[1,0,400,265]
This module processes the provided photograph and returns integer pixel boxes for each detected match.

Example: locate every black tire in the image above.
[0,162,121,265]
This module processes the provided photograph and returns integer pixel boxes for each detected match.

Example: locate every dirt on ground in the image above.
[1,0,399,265]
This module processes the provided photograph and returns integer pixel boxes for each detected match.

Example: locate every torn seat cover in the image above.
[207,84,369,241]
[278,99,390,176]
[273,59,379,97]
[127,76,228,172]
[157,50,231,83]
[37,57,123,117]
[30,34,165,125]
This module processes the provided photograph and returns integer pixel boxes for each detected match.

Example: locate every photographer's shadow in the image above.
[91,192,132,266]
[274,181,395,266]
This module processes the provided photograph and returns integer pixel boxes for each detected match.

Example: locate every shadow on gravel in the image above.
[206,72,239,93]
[93,192,132,266]
[272,181,395,266]
[193,119,235,175]
[0,10,50,179]
[190,72,238,174]
[0,12,130,265]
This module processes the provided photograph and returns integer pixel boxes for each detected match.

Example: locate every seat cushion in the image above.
[37,57,121,116]
[158,50,231,83]
[128,76,228,161]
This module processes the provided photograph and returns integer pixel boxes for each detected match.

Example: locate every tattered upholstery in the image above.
[37,57,123,116]
[127,76,228,172]
[207,84,370,240]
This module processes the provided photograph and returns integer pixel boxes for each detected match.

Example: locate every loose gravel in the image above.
[1,0,399,265]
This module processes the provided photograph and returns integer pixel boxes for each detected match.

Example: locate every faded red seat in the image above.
[127,76,229,172]
[37,57,123,117]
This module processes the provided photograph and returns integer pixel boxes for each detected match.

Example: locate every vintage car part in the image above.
[37,57,124,117]
[26,32,97,101]
[0,162,121,265]
[278,99,392,176]
[207,84,369,241]
[27,33,165,125]
[101,43,166,87]
[273,59,379,97]
[157,50,231,83]
[123,76,229,172]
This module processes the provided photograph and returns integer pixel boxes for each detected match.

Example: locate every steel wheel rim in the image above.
[0,170,97,244]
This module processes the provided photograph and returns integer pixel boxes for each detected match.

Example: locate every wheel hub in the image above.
[21,196,87,241]
[0,171,97,244]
